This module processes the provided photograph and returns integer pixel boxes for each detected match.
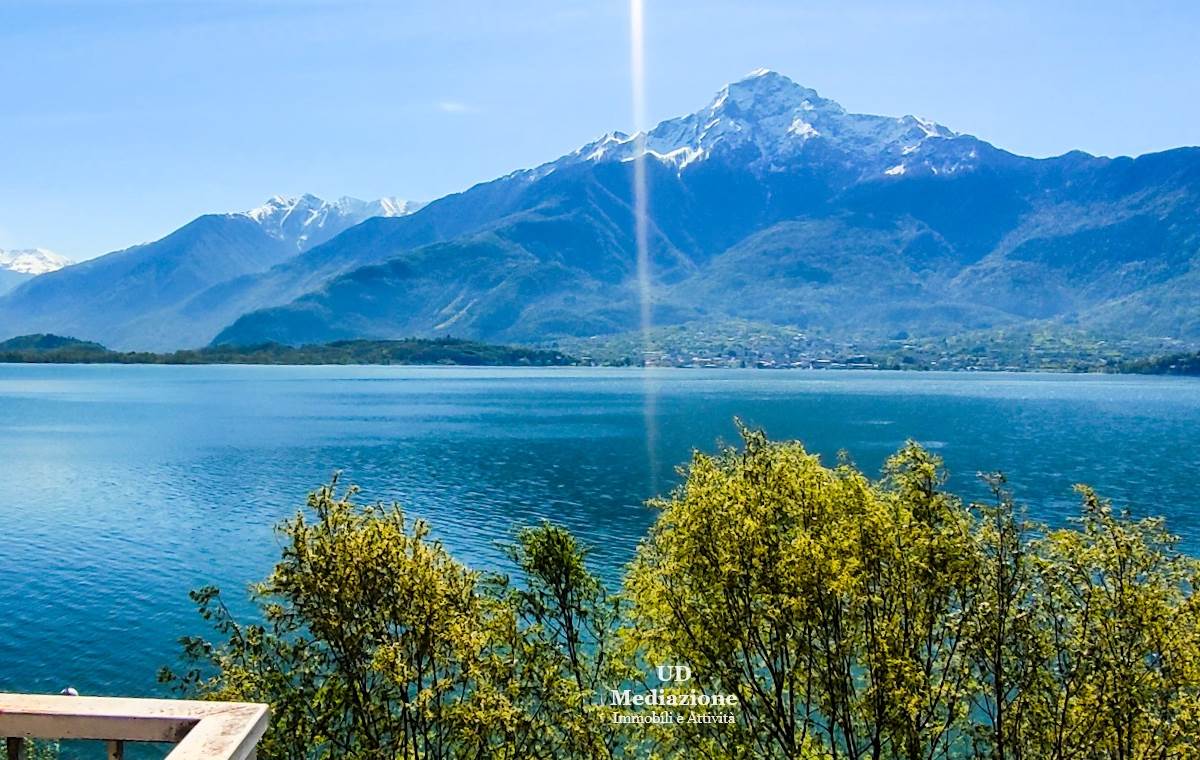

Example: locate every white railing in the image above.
[0,693,268,759]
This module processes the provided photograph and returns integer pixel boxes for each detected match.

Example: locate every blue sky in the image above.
[2,0,1197,261]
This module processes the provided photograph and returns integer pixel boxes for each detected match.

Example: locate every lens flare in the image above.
[630,0,659,495]
[630,0,651,340]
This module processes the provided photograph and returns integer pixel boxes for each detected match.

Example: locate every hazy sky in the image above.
[2,0,1197,260]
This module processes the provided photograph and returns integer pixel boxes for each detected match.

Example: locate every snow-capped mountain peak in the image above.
[540,68,984,180]
[239,194,424,252]
[711,68,844,119]
[0,247,72,275]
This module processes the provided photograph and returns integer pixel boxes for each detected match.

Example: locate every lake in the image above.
[2,365,1199,702]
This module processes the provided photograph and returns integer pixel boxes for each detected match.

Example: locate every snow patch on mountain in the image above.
[0,248,73,275]
[240,194,424,251]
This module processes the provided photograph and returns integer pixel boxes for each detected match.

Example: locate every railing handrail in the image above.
[0,693,268,760]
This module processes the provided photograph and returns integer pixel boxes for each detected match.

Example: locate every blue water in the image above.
[2,365,1199,705]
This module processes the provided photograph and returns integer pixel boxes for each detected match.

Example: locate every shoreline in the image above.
[0,360,1193,376]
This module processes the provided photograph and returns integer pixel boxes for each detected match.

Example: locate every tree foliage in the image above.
[166,428,1200,759]
[625,426,1200,759]
[1119,350,1200,375]
[161,480,623,759]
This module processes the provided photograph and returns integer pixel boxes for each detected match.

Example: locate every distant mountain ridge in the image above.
[0,248,71,295]
[0,248,71,275]
[242,194,424,252]
[0,195,419,349]
[2,70,1198,353]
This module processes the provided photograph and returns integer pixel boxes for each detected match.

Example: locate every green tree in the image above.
[493,522,632,757]
[624,427,981,759]
[1016,487,1200,760]
[162,479,626,759]
[962,474,1044,760]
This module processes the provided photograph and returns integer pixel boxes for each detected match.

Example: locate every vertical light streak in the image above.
[630,0,659,495]
[630,0,651,341]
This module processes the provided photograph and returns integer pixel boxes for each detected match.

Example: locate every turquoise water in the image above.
[2,365,1199,703]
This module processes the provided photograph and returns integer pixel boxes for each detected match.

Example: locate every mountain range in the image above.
[0,195,420,349]
[2,69,1198,352]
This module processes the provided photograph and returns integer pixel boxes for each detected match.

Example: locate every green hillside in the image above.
[0,335,575,366]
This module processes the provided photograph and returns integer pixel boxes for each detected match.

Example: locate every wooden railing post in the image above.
[107,739,125,759]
